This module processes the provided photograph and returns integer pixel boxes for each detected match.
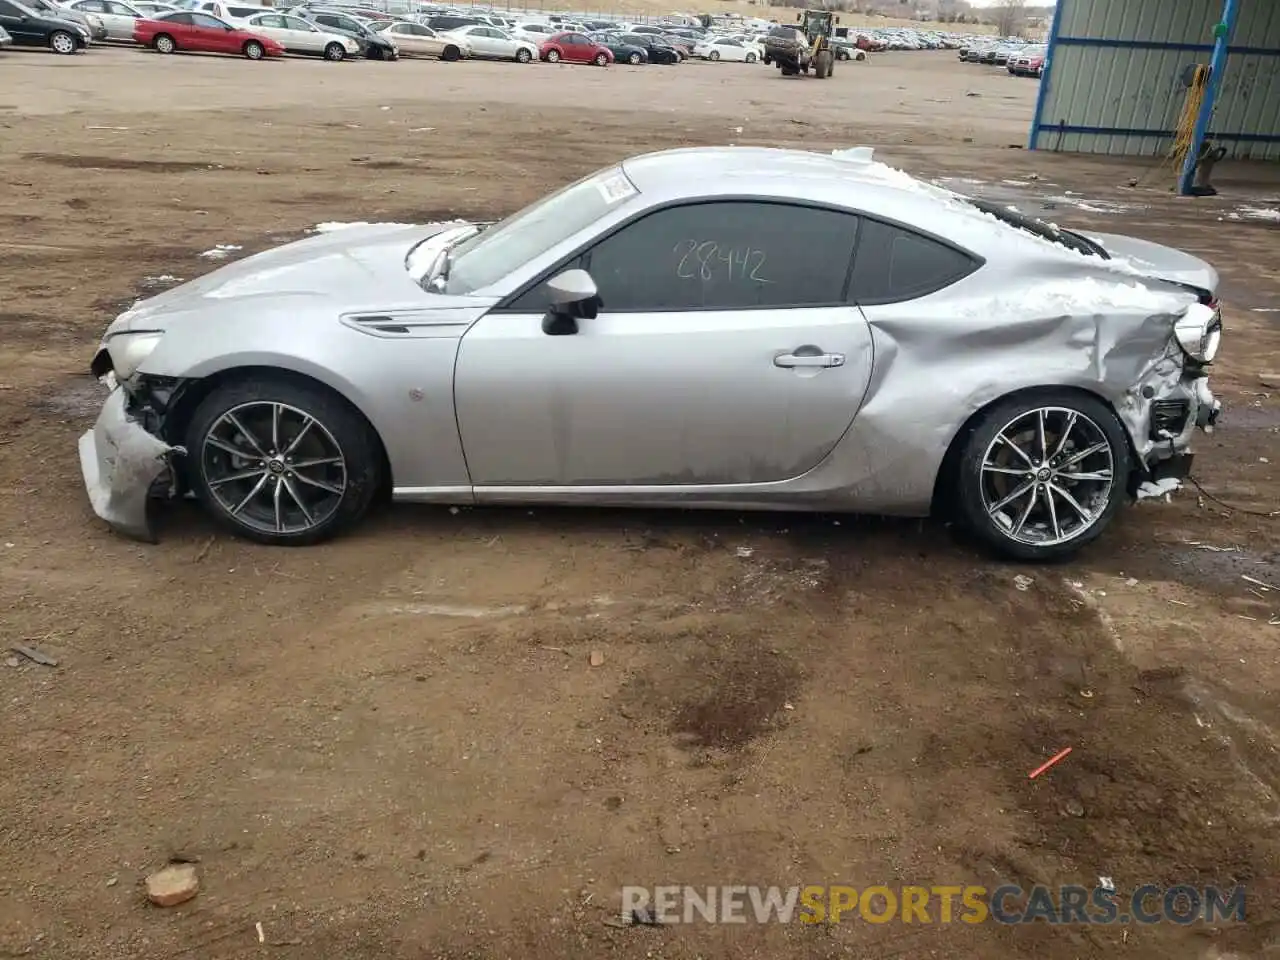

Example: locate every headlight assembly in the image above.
[106,330,164,380]
[1173,301,1222,364]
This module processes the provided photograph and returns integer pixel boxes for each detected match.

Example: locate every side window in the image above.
[79,1,107,12]
[192,12,224,26]
[163,11,192,22]
[508,202,859,314]
[283,15,311,28]
[848,218,978,304]
[107,2,135,13]
[254,14,282,26]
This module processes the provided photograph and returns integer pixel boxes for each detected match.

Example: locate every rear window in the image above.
[965,197,1109,259]
[848,218,979,304]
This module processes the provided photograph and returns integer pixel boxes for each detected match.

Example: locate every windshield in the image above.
[444,166,639,295]
[965,197,1109,259]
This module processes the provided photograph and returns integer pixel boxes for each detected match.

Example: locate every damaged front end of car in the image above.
[1116,296,1223,497]
[79,332,192,542]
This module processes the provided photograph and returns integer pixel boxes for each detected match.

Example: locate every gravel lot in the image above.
[1,44,1279,960]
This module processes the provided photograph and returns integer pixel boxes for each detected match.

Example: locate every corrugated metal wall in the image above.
[1031,0,1280,161]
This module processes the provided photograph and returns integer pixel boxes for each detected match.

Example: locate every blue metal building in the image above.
[1027,0,1280,194]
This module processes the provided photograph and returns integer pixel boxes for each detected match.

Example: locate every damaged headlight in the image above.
[1173,301,1222,364]
[105,330,164,380]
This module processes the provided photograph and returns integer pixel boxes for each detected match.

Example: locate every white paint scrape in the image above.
[972,277,1188,319]
[198,244,242,260]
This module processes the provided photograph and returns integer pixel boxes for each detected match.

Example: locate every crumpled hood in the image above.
[113,222,474,333]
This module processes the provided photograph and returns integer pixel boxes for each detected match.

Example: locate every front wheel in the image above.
[545,48,560,62]
[515,46,531,62]
[152,32,175,53]
[593,52,607,65]
[627,50,641,64]
[745,52,756,63]
[441,44,460,60]
[323,41,345,61]
[50,29,77,54]
[185,377,384,546]
[953,393,1132,561]
[708,49,719,60]
[243,39,264,59]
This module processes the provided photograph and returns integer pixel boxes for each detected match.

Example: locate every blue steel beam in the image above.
[1027,0,1066,149]
[1179,0,1241,194]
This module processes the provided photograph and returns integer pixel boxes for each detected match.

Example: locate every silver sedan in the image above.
[79,146,1224,561]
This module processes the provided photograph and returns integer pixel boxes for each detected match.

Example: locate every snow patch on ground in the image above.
[1047,194,1135,214]
[198,244,242,260]
[1228,205,1280,222]
[1137,477,1182,500]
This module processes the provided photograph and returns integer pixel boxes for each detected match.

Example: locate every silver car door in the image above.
[455,199,874,488]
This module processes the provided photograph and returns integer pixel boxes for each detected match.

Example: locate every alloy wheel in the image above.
[979,406,1115,547]
[51,31,76,53]
[201,400,347,536]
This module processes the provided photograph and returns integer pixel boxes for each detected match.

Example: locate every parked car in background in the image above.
[300,8,395,58]
[0,22,11,44]
[191,0,266,21]
[511,20,551,43]
[692,35,756,62]
[241,10,357,58]
[1009,45,1045,76]
[423,12,475,31]
[619,31,678,64]
[133,9,283,57]
[62,0,144,40]
[538,30,610,65]
[0,0,90,51]
[131,1,177,14]
[376,19,465,59]
[442,23,534,62]
[587,29,645,64]
[25,0,106,38]
[830,37,866,61]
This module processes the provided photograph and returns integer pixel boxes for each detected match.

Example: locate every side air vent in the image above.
[349,315,410,334]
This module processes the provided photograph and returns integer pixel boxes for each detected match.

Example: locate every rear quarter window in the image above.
[847,218,979,305]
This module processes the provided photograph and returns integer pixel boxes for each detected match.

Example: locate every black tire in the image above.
[745,52,755,63]
[545,48,560,62]
[243,39,264,60]
[50,29,77,54]
[837,48,849,60]
[593,51,607,66]
[442,44,460,60]
[709,49,719,60]
[952,391,1132,562]
[854,49,866,61]
[627,50,641,64]
[323,41,345,61]
[153,32,175,53]
[185,376,383,546]
[515,47,531,62]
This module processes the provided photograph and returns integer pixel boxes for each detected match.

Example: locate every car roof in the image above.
[619,147,1031,257]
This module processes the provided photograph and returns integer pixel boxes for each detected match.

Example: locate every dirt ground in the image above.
[1,46,1279,960]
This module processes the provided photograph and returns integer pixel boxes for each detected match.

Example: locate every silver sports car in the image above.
[79,146,1224,561]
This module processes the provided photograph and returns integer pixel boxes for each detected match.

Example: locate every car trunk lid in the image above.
[1090,232,1219,297]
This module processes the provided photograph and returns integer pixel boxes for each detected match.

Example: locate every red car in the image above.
[133,11,284,59]
[539,31,612,65]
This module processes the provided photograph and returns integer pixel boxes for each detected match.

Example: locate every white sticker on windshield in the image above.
[596,170,638,205]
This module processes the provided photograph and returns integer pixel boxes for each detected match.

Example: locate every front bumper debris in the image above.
[78,385,175,542]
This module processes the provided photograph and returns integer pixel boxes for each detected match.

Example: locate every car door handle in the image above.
[774,352,845,369]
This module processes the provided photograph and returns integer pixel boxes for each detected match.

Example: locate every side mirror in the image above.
[541,268,599,335]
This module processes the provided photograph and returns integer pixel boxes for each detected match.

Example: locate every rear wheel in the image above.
[152,32,175,53]
[708,49,719,60]
[745,52,755,63]
[185,377,383,547]
[243,39,264,59]
[815,49,833,77]
[515,46,531,62]
[627,50,641,64]
[545,48,560,62]
[593,51,607,65]
[50,29,77,54]
[441,44,460,60]
[953,393,1131,561]
[323,41,345,60]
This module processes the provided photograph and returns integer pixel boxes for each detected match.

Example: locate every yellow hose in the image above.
[1170,64,1209,163]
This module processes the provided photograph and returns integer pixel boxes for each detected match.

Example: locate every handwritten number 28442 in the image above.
[673,240,771,284]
